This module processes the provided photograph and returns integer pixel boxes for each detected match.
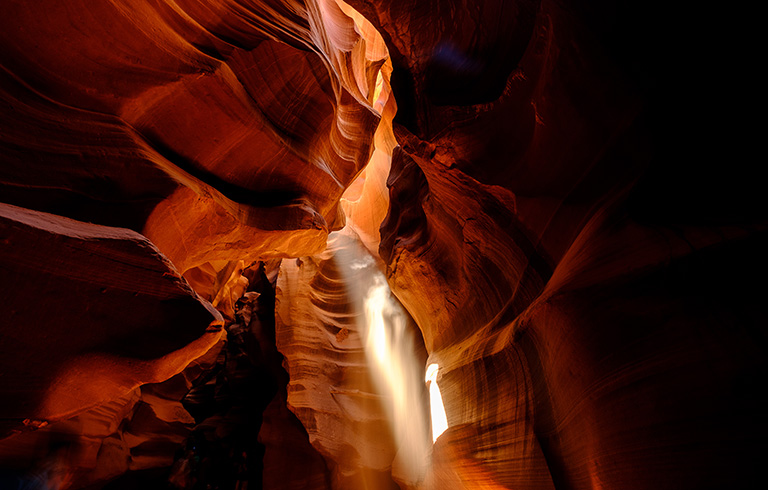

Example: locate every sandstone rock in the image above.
[0,0,390,296]
[275,230,427,489]
[260,378,333,490]
[366,1,768,488]
[1,0,765,489]
[0,324,224,490]
[0,203,223,433]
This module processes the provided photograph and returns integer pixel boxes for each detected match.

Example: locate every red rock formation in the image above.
[0,204,223,432]
[0,203,225,488]
[1,0,388,275]
[0,336,224,489]
[2,0,766,489]
[1,0,394,485]
[355,1,767,489]
[250,275,334,490]
[275,230,403,489]
[260,390,334,490]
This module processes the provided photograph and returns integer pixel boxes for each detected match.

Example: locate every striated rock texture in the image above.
[0,0,390,276]
[358,0,767,489]
[0,203,223,435]
[275,230,405,490]
[1,0,766,489]
[245,265,335,490]
[0,339,224,489]
[1,0,396,487]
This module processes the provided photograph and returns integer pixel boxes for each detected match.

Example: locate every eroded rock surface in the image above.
[1,0,389,277]
[1,0,765,489]
[0,203,223,438]
[275,231,407,489]
[363,1,767,489]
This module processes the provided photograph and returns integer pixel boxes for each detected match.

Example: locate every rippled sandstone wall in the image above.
[353,0,766,488]
[1,0,390,485]
[1,0,766,489]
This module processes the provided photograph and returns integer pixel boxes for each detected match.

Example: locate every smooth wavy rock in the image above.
[1,0,765,489]
[0,338,224,488]
[365,1,766,489]
[275,230,413,489]
[237,270,334,490]
[0,203,223,435]
[1,0,388,277]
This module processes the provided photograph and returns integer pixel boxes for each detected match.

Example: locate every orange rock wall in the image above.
[354,0,767,488]
[1,0,766,489]
[1,0,388,272]
[275,231,403,489]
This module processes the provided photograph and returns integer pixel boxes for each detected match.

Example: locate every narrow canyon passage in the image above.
[1,0,766,489]
[274,228,431,489]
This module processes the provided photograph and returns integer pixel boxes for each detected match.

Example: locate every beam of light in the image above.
[362,273,430,482]
[425,363,449,443]
[333,232,431,485]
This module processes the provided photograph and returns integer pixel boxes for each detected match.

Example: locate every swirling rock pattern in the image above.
[1,0,394,486]
[0,338,224,488]
[2,0,766,489]
[1,0,387,275]
[364,0,767,489]
[275,230,405,489]
[0,203,223,436]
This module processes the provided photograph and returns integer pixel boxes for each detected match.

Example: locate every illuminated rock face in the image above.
[0,0,388,277]
[0,204,226,487]
[1,1,766,490]
[356,1,766,489]
[0,204,223,431]
[275,231,410,489]
[0,339,225,489]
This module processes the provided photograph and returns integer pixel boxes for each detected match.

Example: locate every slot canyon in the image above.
[0,0,765,488]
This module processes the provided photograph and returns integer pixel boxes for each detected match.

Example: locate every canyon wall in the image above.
[1,0,766,489]
[354,0,766,488]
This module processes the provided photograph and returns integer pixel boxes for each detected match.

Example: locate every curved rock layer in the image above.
[363,0,767,489]
[1,0,389,275]
[0,0,399,486]
[0,203,223,435]
[242,272,335,490]
[275,230,414,490]
[0,339,224,489]
[1,0,766,489]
